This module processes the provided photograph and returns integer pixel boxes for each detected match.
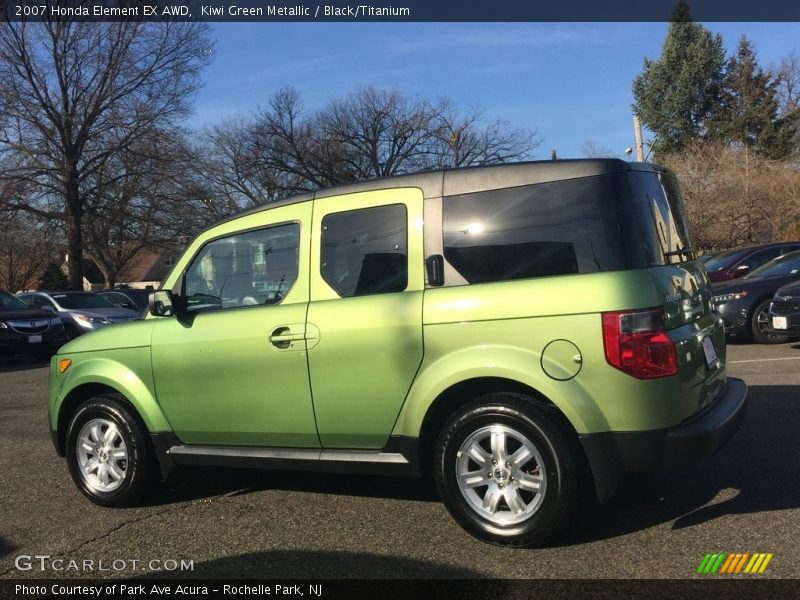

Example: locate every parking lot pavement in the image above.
[0,342,798,580]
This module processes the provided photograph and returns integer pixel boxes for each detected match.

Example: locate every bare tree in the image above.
[200,86,541,214]
[320,87,442,178]
[660,140,800,250]
[777,49,800,115]
[0,19,211,288]
[431,102,540,168]
[198,117,289,215]
[252,87,365,191]
[0,209,58,292]
[581,140,619,159]
[81,130,196,288]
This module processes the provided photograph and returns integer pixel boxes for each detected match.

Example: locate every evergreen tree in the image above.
[632,4,725,153]
[38,262,68,290]
[709,36,791,158]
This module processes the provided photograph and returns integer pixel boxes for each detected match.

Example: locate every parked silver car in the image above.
[17,291,139,339]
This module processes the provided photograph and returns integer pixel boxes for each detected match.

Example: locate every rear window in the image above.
[442,175,635,285]
[629,171,695,265]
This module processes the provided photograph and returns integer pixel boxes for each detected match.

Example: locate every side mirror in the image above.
[41,305,55,313]
[426,254,445,287]
[733,264,749,278]
[149,290,175,317]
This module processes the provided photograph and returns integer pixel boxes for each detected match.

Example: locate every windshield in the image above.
[0,292,29,311]
[53,293,115,309]
[704,248,747,272]
[744,251,800,279]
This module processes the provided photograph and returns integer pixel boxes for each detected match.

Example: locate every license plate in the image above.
[701,336,718,367]
[28,335,43,343]
[772,316,788,330]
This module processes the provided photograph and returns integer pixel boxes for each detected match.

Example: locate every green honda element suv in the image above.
[49,160,747,546]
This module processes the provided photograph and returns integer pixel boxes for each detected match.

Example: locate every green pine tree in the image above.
[38,261,68,290]
[709,36,791,158]
[632,5,725,154]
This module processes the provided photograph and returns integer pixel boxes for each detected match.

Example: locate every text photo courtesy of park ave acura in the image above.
[1,1,800,594]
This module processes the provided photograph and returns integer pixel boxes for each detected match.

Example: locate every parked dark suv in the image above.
[705,242,800,283]
[0,291,68,360]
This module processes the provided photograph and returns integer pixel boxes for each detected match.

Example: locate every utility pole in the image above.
[633,115,644,162]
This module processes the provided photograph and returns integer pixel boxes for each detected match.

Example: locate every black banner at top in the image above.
[2,0,800,22]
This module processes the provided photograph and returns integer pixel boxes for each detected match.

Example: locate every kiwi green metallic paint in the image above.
[151,202,317,447]
[392,264,726,439]
[49,320,170,434]
[307,189,425,448]
[48,160,747,546]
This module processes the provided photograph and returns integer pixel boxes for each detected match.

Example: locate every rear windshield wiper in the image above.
[663,246,695,260]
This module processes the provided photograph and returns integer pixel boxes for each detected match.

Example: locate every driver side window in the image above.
[183,223,301,313]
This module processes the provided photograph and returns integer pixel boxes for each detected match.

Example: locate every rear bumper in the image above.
[580,377,747,501]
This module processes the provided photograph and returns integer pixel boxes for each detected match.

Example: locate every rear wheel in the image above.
[434,393,580,547]
[751,299,789,344]
[65,394,157,506]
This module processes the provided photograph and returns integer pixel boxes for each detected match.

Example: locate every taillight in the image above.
[602,308,677,379]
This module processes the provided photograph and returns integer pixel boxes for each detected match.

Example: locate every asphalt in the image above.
[0,341,798,580]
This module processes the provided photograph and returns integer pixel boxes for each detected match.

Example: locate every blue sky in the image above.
[189,22,800,159]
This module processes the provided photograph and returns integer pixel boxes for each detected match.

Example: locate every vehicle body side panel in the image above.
[393,267,726,438]
[150,202,318,447]
[50,349,170,433]
[307,188,426,449]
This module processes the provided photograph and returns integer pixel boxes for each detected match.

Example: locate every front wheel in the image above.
[751,299,789,344]
[434,393,580,547]
[65,394,157,506]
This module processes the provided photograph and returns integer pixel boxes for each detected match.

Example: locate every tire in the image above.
[751,299,789,344]
[434,392,580,547]
[65,394,158,507]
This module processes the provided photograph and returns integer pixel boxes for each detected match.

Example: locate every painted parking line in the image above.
[728,357,800,364]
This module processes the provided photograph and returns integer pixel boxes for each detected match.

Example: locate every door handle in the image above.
[269,325,306,349]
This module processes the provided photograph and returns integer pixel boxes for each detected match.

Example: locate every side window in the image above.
[321,204,408,298]
[30,296,49,310]
[105,293,124,307]
[739,248,780,272]
[442,177,627,285]
[113,294,135,309]
[183,223,300,313]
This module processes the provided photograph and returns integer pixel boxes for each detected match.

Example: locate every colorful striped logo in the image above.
[697,552,773,574]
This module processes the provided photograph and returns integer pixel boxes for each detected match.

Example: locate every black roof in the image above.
[218,159,664,228]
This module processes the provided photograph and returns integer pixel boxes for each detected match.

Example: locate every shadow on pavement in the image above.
[129,383,797,546]
[0,536,16,558]
[560,384,799,544]
[150,468,439,507]
[144,550,488,579]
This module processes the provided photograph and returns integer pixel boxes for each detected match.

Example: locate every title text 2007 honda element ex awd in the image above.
[49,160,746,546]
